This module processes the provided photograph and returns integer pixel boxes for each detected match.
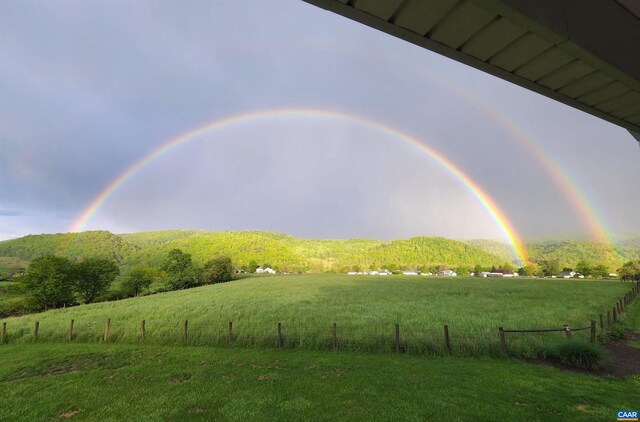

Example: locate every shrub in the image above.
[597,325,626,343]
[203,256,234,284]
[548,340,605,370]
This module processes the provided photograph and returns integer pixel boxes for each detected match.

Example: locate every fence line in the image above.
[0,282,637,356]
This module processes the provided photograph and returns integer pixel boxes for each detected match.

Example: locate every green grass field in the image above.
[1,275,632,357]
[0,281,26,317]
[0,342,638,421]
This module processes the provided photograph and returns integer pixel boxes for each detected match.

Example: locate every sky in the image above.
[1,0,639,244]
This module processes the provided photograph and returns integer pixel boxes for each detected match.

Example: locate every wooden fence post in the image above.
[183,320,188,342]
[444,325,451,355]
[104,318,111,343]
[332,323,337,349]
[607,310,611,325]
[613,307,617,323]
[498,327,507,353]
[69,319,74,341]
[228,321,233,344]
[141,320,146,342]
[394,324,400,353]
[1,322,6,344]
[599,314,604,330]
[590,320,596,343]
[277,322,283,348]
[620,299,624,313]
[34,321,39,341]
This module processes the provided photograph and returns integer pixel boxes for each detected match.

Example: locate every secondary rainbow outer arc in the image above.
[69,108,528,264]
[419,69,611,245]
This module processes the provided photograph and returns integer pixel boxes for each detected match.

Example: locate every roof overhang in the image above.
[303,0,640,138]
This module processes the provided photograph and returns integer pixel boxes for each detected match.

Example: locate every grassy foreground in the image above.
[0,343,638,421]
[1,276,632,356]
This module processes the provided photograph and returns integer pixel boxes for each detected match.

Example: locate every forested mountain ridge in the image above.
[1,230,638,273]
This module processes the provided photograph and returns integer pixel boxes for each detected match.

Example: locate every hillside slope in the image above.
[2,230,638,273]
[0,231,137,262]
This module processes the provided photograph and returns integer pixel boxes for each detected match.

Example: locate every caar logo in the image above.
[617,410,638,421]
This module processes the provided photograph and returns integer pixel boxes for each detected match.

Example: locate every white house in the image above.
[438,269,457,276]
[255,267,276,274]
[402,271,418,276]
[558,270,575,278]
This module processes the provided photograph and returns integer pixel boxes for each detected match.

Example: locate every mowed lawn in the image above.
[0,343,638,421]
[1,275,632,356]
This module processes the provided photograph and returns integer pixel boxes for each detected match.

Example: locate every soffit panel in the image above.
[537,61,596,91]
[429,2,497,49]
[488,33,552,72]
[514,47,574,81]
[351,0,404,21]
[461,18,527,61]
[595,91,640,113]
[393,0,460,35]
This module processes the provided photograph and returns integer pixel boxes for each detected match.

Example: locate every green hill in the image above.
[0,231,137,262]
[344,237,502,269]
[2,230,638,273]
[526,240,640,270]
[123,231,308,272]
[465,239,514,263]
[618,236,640,250]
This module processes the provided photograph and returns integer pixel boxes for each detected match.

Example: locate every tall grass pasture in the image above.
[1,275,630,357]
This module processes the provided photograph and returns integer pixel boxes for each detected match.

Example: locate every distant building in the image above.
[402,271,418,276]
[255,267,276,274]
[558,271,576,278]
[438,269,457,276]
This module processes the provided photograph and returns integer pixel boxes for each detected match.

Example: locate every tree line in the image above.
[19,249,234,311]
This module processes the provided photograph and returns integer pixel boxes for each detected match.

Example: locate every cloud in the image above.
[1,1,638,240]
[0,209,23,216]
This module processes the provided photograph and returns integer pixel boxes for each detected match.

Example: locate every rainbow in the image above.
[410,67,612,245]
[69,108,528,264]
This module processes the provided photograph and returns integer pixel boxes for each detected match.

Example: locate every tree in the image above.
[500,262,515,273]
[618,260,640,281]
[575,260,593,277]
[247,260,259,273]
[21,255,75,310]
[385,263,398,272]
[456,266,471,276]
[540,259,561,277]
[520,263,542,277]
[203,256,234,284]
[123,265,155,296]
[473,264,484,275]
[75,258,120,303]
[591,264,609,279]
[161,249,198,290]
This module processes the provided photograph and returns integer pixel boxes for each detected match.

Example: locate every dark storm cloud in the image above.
[1,0,638,241]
